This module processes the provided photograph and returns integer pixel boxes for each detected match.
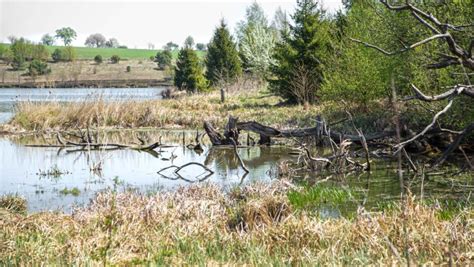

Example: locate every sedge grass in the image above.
[0,180,472,265]
[7,89,392,132]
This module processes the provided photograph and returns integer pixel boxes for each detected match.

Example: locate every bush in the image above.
[52,47,77,62]
[31,44,50,61]
[11,54,26,70]
[118,45,128,49]
[94,55,103,64]
[155,50,173,70]
[126,66,131,72]
[28,59,51,76]
[110,55,120,64]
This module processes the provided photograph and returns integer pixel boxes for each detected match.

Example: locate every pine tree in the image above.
[269,0,330,104]
[174,48,208,93]
[205,20,242,85]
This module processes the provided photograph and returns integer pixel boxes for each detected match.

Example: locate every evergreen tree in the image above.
[205,20,242,85]
[269,0,330,104]
[174,48,207,93]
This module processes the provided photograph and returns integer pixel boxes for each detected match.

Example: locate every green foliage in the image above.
[269,0,331,104]
[55,27,77,46]
[184,36,195,49]
[155,50,173,70]
[288,184,355,210]
[205,20,242,85]
[94,54,103,64]
[174,48,208,93]
[41,34,55,46]
[110,55,120,64]
[126,65,131,72]
[59,187,80,196]
[31,44,50,61]
[52,47,77,62]
[321,0,473,123]
[11,54,26,70]
[163,41,179,51]
[195,43,206,51]
[28,59,51,76]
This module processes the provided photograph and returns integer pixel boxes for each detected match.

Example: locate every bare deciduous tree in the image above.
[351,0,474,166]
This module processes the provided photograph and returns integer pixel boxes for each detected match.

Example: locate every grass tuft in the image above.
[0,194,27,214]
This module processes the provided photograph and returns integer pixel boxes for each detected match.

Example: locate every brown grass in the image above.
[0,60,165,85]
[0,180,472,265]
[7,89,392,133]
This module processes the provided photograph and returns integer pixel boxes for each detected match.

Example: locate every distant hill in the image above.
[1,44,205,60]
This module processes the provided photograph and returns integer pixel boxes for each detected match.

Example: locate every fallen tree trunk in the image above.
[204,116,395,146]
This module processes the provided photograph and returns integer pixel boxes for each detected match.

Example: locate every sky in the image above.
[0,0,342,49]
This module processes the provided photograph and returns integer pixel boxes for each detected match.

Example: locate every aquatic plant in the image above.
[59,187,81,196]
[37,164,69,179]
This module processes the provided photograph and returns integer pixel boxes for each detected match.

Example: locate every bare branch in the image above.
[409,84,474,101]
[434,122,474,167]
[350,34,448,56]
[394,99,454,154]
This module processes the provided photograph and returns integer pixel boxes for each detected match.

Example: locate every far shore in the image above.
[0,78,172,88]
[0,59,173,88]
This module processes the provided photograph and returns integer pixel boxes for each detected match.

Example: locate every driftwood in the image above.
[204,116,394,147]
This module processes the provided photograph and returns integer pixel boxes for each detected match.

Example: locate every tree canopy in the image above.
[55,27,77,46]
[206,20,242,85]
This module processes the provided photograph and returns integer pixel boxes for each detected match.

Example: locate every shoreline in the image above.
[0,78,172,88]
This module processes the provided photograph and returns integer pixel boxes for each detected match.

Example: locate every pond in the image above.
[0,87,165,123]
[1,130,472,214]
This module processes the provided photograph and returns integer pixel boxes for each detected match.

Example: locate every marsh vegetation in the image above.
[0,0,473,265]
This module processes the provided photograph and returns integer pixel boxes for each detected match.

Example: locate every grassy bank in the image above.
[0,59,171,87]
[7,89,396,132]
[1,43,205,60]
[0,180,472,265]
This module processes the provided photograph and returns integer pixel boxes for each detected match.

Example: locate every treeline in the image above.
[170,0,473,113]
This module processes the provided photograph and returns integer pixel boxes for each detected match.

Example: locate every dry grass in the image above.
[0,60,165,85]
[0,180,472,265]
[8,89,392,132]
[0,195,27,214]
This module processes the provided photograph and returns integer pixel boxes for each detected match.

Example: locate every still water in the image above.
[0,87,165,123]
[1,130,472,213]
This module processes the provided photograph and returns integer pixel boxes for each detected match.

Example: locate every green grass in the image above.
[1,43,205,60]
[59,187,81,196]
[287,184,356,211]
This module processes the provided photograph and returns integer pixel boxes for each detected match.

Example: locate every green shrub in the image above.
[31,44,50,61]
[11,54,26,70]
[110,55,120,64]
[28,59,51,76]
[52,47,77,62]
[126,65,131,72]
[155,50,173,70]
[94,54,103,64]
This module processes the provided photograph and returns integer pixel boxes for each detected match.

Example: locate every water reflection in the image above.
[0,130,472,213]
[0,130,293,212]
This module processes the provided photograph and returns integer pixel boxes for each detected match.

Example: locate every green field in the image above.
[1,43,205,60]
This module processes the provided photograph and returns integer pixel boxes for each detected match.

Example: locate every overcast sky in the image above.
[0,0,342,49]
